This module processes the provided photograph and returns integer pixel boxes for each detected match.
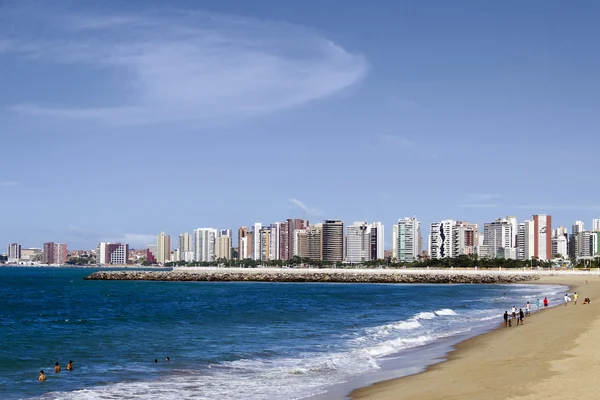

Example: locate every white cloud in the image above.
[289,198,324,217]
[4,8,367,126]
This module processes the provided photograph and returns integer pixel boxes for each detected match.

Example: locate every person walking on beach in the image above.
[67,361,73,371]
[512,306,517,318]
[526,302,531,316]
[519,309,525,325]
[38,370,46,382]
[54,362,60,373]
[564,293,570,306]
[543,297,549,308]
[574,292,578,305]
[536,298,540,310]
[503,311,509,327]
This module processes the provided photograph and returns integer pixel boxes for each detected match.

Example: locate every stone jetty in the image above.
[85,268,539,284]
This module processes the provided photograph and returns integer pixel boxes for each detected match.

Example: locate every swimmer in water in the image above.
[66,361,73,371]
[38,370,46,382]
[155,359,158,363]
[165,357,170,362]
[54,362,61,373]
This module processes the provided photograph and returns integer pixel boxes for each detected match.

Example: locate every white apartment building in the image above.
[593,219,600,232]
[392,225,398,260]
[396,217,421,262]
[452,221,478,256]
[156,232,171,264]
[269,223,281,261]
[346,222,371,263]
[483,218,515,259]
[516,220,535,260]
[371,222,385,260]
[194,228,217,262]
[253,223,262,260]
[551,235,568,258]
[429,220,455,259]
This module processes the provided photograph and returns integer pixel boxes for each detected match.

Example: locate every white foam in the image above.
[434,308,457,316]
[414,311,436,320]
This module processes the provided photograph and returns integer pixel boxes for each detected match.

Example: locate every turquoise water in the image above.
[0,267,565,399]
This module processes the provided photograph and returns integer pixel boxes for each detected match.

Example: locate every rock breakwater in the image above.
[85,269,539,284]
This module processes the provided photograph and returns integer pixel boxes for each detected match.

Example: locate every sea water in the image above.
[0,267,566,400]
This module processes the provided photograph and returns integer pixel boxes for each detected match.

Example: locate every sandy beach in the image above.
[351,274,600,400]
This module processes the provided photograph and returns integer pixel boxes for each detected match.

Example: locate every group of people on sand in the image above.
[503,297,550,327]
[563,291,591,306]
[38,360,73,382]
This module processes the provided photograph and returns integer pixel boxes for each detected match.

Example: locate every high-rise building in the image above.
[517,221,534,260]
[97,242,129,265]
[20,248,42,261]
[238,227,251,260]
[156,232,171,264]
[346,222,371,263]
[396,217,421,262]
[7,243,21,262]
[429,220,455,259]
[593,219,600,232]
[569,221,585,259]
[370,222,385,260]
[293,229,308,258]
[533,214,552,261]
[453,221,478,256]
[392,225,398,260]
[43,242,67,264]
[269,223,281,261]
[483,218,514,259]
[253,223,262,260]
[280,219,309,260]
[322,220,344,262]
[178,232,193,261]
[194,228,217,262]
[215,229,232,260]
[259,227,271,261]
[551,236,568,259]
[306,224,323,261]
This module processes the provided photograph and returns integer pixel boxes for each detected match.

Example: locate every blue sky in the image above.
[2,0,600,250]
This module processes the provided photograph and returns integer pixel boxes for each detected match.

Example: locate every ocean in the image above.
[0,267,566,400]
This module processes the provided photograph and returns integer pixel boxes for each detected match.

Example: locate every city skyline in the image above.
[3,1,600,250]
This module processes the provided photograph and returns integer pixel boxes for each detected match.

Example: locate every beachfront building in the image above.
[396,217,421,262]
[7,243,21,263]
[346,222,371,263]
[593,219,600,232]
[146,245,157,264]
[237,227,253,260]
[20,248,42,262]
[370,222,385,260]
[392,225,398,260]
[280,219,309,260]
[43,242,67,265]
[269,223,281,261]
[156,232,171,264]
[259,226,271,261]
[569,221,586,259]
[483,218,515,259]
[452,221,478,256]
[194,228,217,262]
[429,220,455,259]
[96,242,129,265]
[306,224,323,261]
[322,220,344,263]
[516,220,535,260]
[215,229,232,260]
[178,232,193,261]
[533,214,552,261]
[551,235,568,259]
[253,223,262,260]
[293,229,309,258]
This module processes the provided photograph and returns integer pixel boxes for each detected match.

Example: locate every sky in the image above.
[2,0,600,250]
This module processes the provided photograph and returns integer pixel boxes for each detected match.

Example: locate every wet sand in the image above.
[351,275,600,400]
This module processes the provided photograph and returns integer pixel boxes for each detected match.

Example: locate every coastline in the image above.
[350,273,600,400]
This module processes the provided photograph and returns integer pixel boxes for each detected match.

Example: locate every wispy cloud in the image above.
[0,181,18,188]
[4,6,367,126]
[289,198,324,217]
[457,193,502,208]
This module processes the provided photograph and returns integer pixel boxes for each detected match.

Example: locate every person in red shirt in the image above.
[543,297,549,308]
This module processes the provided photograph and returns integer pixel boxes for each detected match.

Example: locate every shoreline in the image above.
[350,273,599,400]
